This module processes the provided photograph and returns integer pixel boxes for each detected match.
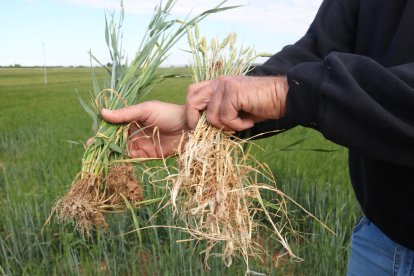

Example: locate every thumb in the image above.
[186,106,201,129]
[101,105,144,124]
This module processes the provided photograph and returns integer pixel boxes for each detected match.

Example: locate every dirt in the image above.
[105,165,143,203]
[55,165,144,235]
[55,176,106,235]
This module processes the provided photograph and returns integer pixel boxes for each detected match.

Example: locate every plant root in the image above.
[54,165,143,236]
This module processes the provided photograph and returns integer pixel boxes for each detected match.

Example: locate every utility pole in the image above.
[43,42,48,86]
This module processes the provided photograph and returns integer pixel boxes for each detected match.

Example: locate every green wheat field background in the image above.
[0,67,361,275]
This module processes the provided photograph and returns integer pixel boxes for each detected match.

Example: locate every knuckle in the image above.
[185,95,194,105]
[205,112,220,128]
[220,114,233,129]
[187,83,197,96]
[217,75,227,82]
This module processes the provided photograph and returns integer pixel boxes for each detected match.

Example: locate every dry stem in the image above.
[170,114,301,270]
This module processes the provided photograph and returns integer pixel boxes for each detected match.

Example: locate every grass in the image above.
[0,67,361,275]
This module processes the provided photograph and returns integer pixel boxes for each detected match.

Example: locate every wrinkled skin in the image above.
[92,76,288,158]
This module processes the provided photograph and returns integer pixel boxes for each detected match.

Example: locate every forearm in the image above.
[285,52,414,167]
[246,0,359,136]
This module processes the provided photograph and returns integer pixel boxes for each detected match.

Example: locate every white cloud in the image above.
[5,0,323,66]
[59,0,324,66]
[62,0,323,36]
[224,0,322,35]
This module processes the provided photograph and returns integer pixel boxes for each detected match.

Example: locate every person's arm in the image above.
[246,0,360,136]
[285,53,414,167]
[185,53,414,168]
[243,0,414,167]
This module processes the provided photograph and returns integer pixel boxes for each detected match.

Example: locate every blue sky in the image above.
[1,0,323,67]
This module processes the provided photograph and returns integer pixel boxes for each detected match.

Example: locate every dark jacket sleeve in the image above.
[286,54,414,167]
[246,0,414,167]
[246,0,359,136]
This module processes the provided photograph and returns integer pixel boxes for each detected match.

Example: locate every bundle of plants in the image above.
[52,0,236,236]
[170,27,304,271]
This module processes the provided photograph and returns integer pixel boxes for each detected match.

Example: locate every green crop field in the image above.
[0,67,361,275]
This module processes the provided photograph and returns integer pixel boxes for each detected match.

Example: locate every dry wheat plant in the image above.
[166,26,307,274]
[50,0,238,236]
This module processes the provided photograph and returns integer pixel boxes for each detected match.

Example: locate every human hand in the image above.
[99,101,188,158]
[185,76,288,131]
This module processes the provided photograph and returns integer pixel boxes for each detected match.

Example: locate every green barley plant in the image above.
[169,26,307,274]
[51,0,239,236]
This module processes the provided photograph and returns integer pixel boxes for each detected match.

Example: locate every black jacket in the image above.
[250,0,414,249]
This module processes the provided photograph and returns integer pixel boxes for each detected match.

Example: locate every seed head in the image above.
[220,33,232,49]
[187,27,195,48]
[194,23,200,40]
[198,37,207,54]
[230,32,237,49]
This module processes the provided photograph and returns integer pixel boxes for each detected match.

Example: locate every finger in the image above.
[187,80,211,96]
[86,137,94,147]
[101,104,149,124]
[186,107,201,129]
[185,81,213,129]
[222,115,254,131]
[212,95,253,131]
[129,136,158,158]
[128,124,156,157]
[204,88,224,128]
[127,123,139,154]
[130,148,149,158]
[204,79,242,130]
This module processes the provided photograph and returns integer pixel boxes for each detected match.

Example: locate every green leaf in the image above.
[108,142,123,155]
[92,120,98,134]
[104,14,110,47]
[89,51,111,75]
[200,4,243,17]
[65,140,82,145]
[121,194,142,247]
[92,138,104,148]
[128,125,153,139]
[280,148,341,153]
[278,138,307,151]
[76,89,98,121]
[255,197,283,213]
[179,48,193,54]
[84,138,104,156]
[158,73,191,80]
[104,152,109,176]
